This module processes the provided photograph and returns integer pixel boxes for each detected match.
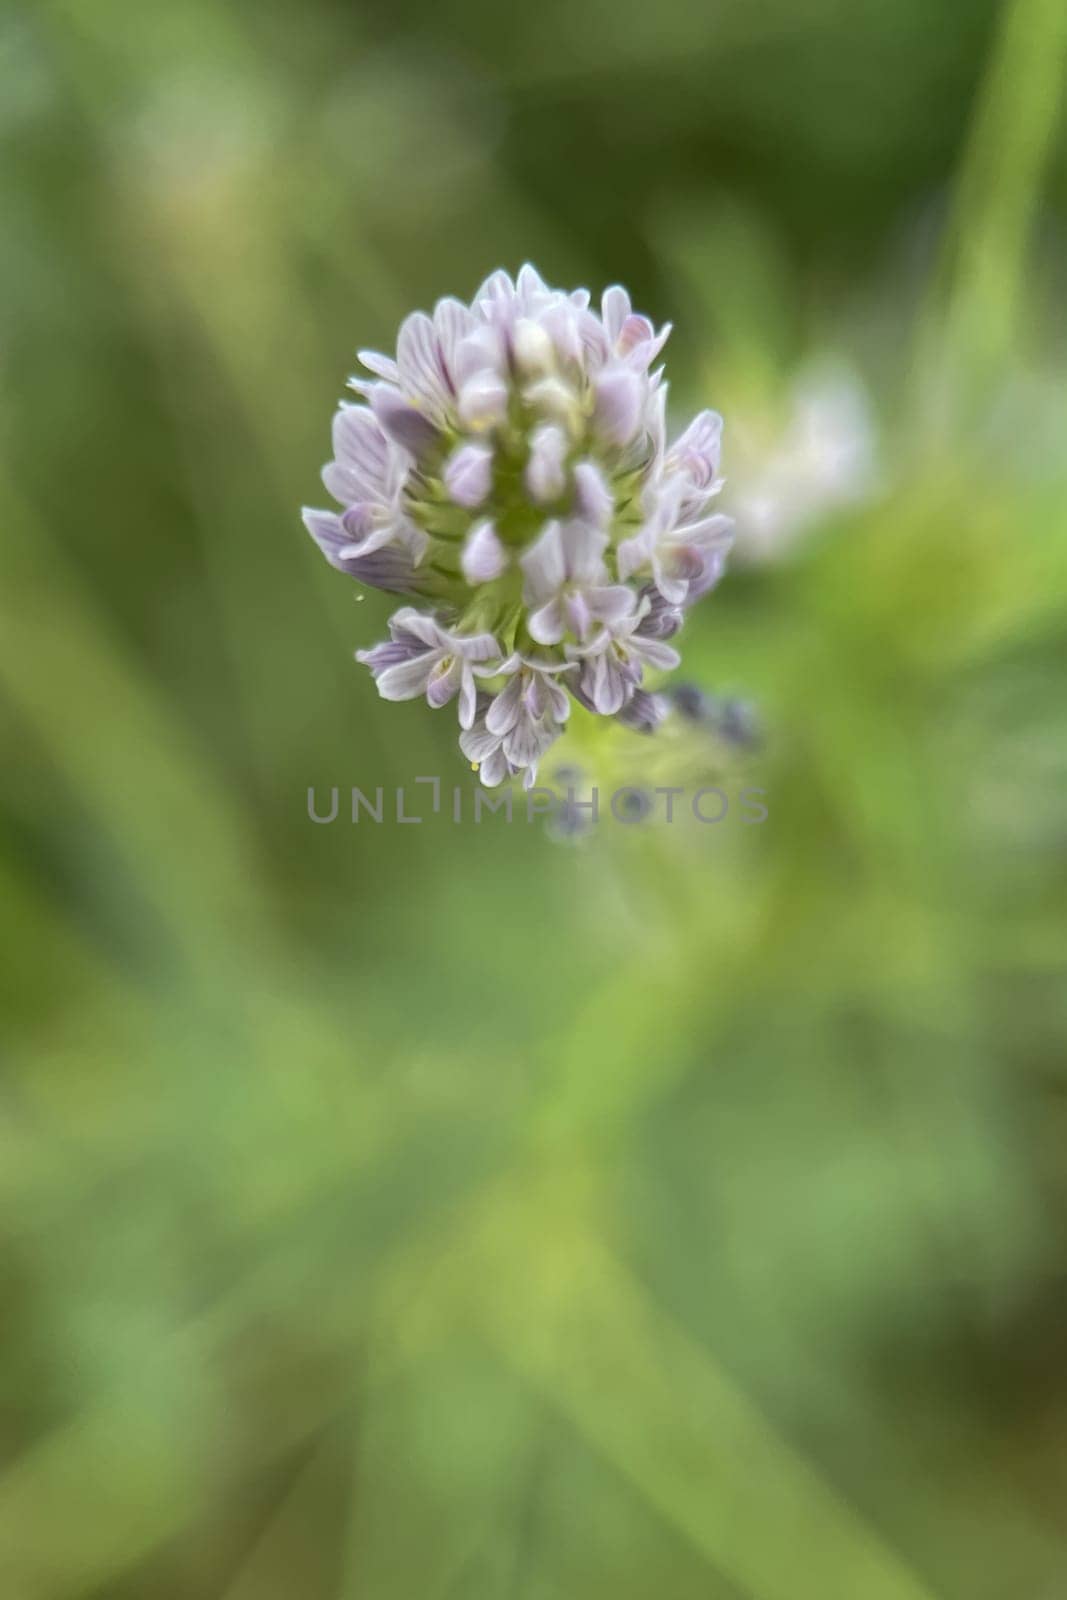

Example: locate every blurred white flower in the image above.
[731,365,880,563]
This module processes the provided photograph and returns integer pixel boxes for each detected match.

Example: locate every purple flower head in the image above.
[303,264,732,786]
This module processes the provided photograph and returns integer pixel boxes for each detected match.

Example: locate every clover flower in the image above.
[302,264,733,787]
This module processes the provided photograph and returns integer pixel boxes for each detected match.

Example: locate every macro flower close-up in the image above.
[7,0,1067,1594]
[303,266,732,786]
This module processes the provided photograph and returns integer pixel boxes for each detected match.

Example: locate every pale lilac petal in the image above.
[601,285,632,343]
[525,424,568,503]
[357,350,400,382]
[524,671,548,718]
[304,509,416,593]
[647,384,667,457]
[302,507,350,567]
[389,607,445,649]
[457,664,479,729]
[486,674,524,736]
[687,549,728,602]
[617,314,654,354]
[617,530,652,582]
[616,688,668,732]
[454,630,502,663]
[369,385,442,458]
[587,585,635,626]
[444,442,493,508]
[520,521,566,603]
[432,297,474,388]
[303,508,422,592]
[474,269,516,311]
[528,597,566,645]
[459,719,502,763]
[479,745,512,786]
[578,311,610,369]
[396,311,450,418]
[461,520,507,585]
[665,546,707,583]
[593,366,642,447]
[653,567,690,606]
[674,511,734,552]
[426,655,462,708]
[671,410,723,488]
[638,586,684,637]
[371,651,438,701]
[453,325,503,386]
[392,517,430,566]
[513,317,556,376]
[516,263,549,303]
[332,406,394,495]
[339,504,394,556]
[322,461,366,507]
[340,547,419,593]
[540,302,583,365]
[356,636,418,672]
[625,323,672,370]
[573,460,614,527]
[457,371,509,432]
[562,590,592,639]
[544,675,571,721]
[586,650,629,716]
[503,719,541,769]
[560,518,608,583]
[632,635,681,672]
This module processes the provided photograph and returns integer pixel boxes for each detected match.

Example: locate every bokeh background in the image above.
[3,0,1067,1595]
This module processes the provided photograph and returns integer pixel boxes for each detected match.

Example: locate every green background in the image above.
[3,0,1067,1595]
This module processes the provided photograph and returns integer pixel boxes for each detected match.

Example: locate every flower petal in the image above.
[368,651,437,701]
[332,405,394,495]
[460,719,502,763]
[486,674,524,736]
[389,607,445,649]
[601,285,632,343]
[396,311,450,419]
[525,423,568,503]
[369,385,442,459]
[444,441,493,508]
[593,366,642,447]
[528,597,566,645]
[458,664,479,729]
[670,409,723,489]
[616,530,652,582]
[560,518,608,583]
[588,585,636,626]
[454,630,503,664]
[632,635,681,672]
[357,349,400,382]
[426,656,462,708]
[573,460,614,527]
[457,371,509,432]
[520,521,566,603]
[432,297,474,389]
[461,520,507,585]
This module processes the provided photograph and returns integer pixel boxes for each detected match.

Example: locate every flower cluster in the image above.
[303,264,732,787]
